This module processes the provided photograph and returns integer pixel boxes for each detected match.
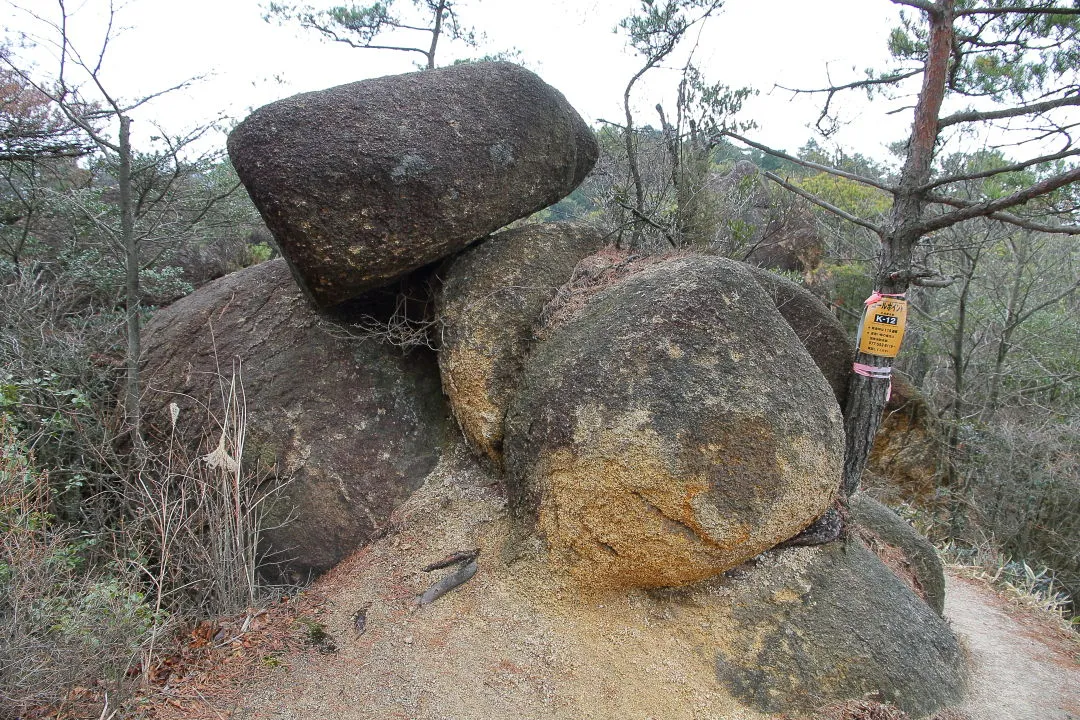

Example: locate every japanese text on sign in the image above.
[858,298,908,358]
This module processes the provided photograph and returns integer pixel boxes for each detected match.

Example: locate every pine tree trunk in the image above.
[841,0,955,496]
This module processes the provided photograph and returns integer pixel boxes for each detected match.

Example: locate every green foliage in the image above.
[0,267,123,519]
[890,1,1080,102]
[297,616,336,653]
[0,419,157,714]
[798,172,893,218]
[810,261,873,336]
[246,241,275,266]
[326,2,394,43]
[619,0,722,58]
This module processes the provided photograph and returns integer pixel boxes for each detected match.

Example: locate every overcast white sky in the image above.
[5,0,913,163]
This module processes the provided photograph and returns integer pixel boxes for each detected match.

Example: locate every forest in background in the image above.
[1,0,1078,716]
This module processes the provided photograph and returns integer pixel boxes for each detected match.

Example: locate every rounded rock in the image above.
[228,62,599,307]
[504,255,845,589]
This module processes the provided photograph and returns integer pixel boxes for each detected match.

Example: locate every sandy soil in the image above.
[944,572,1080,720]
[143,450,1080,720]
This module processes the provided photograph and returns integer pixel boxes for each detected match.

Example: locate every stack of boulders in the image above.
[140,62,966,718]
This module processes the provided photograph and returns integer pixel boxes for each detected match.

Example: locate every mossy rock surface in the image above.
[142,258,452,581]
[714,539,966,717]
[504,255,844,589]
[849,493,946,615]
[437,222,607,465]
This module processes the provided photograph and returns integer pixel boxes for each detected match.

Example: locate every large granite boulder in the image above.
[141,258,452,581]
[504,255,845,590]
[745,265,853,409]
[437,222,608,466]
[228,62,599,307]
[714,540,966,716]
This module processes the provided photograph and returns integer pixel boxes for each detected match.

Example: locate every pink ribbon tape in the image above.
[853,362,893,402]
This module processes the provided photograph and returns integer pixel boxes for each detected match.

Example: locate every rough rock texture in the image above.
[504,255,845,590]
[714,540,967,717]
[865,375,946,505]
[141,258,452,581]
[228,62,599,307]
[437,222,608,465]
[745,265,854,408]
[849,493,946,615]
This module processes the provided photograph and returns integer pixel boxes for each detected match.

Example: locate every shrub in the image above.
[0,418,155,717]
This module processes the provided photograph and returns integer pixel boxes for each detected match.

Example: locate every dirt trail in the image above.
[944,572,1080,720]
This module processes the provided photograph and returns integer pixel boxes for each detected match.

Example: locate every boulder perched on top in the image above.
[437,222,608,466]
[714,540,966,716]
[228,62,599,307]
[504,255,845,590]
[141,258,452,581]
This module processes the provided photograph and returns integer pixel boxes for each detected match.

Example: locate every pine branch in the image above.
[762,171,884,235]
[721,131,896,193]
[919,165,1080,234]
[939,94,1080,129]
[919,147,1080,191]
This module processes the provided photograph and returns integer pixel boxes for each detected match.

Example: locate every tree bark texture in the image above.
[842,0,955,496]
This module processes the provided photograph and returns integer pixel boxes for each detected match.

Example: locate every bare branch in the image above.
[927,193,1080,234]
[777,68,922,136]
[957,6,1080,16]
[910,275,956,287]
[919,165,1080,234]
[890,0,938,12]
[939,94,1080,129]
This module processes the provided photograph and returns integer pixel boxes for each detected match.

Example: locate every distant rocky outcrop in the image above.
[437,222,607,466]
[141,258,452,582]
[709,161,824,274]
[504,255,844,589]
[228,62,598,308]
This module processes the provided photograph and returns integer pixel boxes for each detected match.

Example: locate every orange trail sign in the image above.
[857,298,908,359]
